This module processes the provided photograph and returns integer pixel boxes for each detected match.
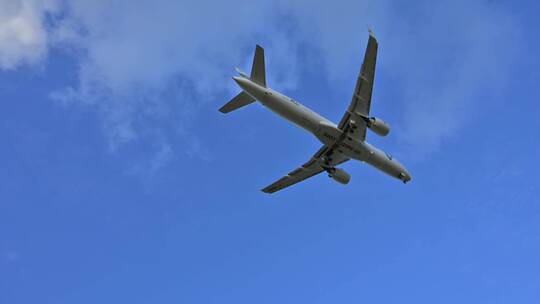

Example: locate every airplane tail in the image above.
[219,45,266,114]
[250,45,266,87]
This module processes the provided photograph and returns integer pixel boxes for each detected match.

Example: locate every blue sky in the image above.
[1,0,540,303]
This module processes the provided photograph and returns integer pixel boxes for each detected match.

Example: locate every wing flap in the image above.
[262,158,324,194]
[261,146,349,194]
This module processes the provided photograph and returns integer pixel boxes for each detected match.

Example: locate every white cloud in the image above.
[0,0,58,69]
[49,0,291,151]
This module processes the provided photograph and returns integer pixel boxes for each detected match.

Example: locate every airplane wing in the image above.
[337,29,378,141]
[261,146,349,194]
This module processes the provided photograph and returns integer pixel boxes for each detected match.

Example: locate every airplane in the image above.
[219,29,412,193]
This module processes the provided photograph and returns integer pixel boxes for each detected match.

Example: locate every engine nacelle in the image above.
[367,117,390,136]
[328,168,351,185]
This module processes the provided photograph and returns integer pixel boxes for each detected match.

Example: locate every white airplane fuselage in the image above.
[233,76,411,182]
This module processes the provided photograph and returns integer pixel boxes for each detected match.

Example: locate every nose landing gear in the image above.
[398,172,410,184]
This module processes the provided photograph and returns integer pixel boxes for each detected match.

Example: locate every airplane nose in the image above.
[398,171,412,183]
[404,173,412,183]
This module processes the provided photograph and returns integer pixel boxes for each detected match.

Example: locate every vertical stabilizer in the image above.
[250,45,266,87]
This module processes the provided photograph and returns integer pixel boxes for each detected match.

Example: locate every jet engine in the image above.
[366,117,390,136]
[327,168,351,185]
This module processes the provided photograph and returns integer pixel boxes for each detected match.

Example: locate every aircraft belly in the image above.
[337,140,368,161]
[314,121,342,146]
[260,94,321,134]
[357,142,404,178]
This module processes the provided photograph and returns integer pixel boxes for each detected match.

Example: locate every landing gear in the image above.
[347,121,357,136]
[398,172,410,184]
[320,153,334,167]
[325,167,336,177]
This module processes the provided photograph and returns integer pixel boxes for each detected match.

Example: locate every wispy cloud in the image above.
[381,1,518,158]
[48,0,301,155]
[273,0,518,159]
[0,0,519,166]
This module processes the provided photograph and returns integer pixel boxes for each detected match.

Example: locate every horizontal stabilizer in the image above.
[219,91,256,113]
[235,67,249,78]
